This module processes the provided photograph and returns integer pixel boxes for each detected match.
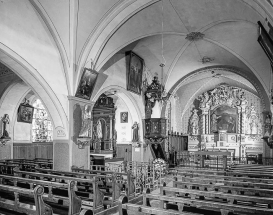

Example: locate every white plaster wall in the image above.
[14,122,31,142]
[115,97,133,143]
[0,0,69,119]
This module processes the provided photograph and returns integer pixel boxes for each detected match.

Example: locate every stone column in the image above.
[53,96,94,171]
[200,108,209,135]
[109,115,113,150]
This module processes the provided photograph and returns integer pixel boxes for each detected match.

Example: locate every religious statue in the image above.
[79,105,92,138]
[97,119,103,139]
[189,109,199,135]
[132,122,139,142]
[1,114,11,139]
[264,114,272,137]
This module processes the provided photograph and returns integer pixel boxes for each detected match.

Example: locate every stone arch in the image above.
[0,45,68,139]
[161,66,270,118]
[0,81,31,141]
[92,85,144,141]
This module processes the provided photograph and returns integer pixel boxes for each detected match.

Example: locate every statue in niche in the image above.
[189,109,199,135]
[1,114,10,139]
[132,122,139,142]
[79,105,92,138]
[250,118,258,135]
[97,119,103,139]
[245,105,262,135]
[211,112,220,132]
[264,114,272,137]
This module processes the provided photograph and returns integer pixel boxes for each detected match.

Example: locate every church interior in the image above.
[1,0,273,215]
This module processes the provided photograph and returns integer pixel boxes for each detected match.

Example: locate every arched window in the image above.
[32,99,53,142]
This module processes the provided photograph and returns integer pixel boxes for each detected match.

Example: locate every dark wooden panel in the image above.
[13,142,53,159]
[116,144,132,161]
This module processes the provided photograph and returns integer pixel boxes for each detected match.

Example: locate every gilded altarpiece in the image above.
[187,84,263,157]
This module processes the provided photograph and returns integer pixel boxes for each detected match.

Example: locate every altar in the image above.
[187,84,264,157]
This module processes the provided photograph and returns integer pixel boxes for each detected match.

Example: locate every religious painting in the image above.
[120,112,128,123]
[126,51,144,95]
[75,68,98,100]
[17,103,34,124]
[258,21,273,65]
[210,106,237,133]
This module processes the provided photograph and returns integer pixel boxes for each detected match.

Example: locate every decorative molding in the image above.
[185,32,204,41]
[189,136,198,141]
[247,135,261,141]
[76,138,91,149]
[245,105,262,135]
[245,146,263,151]
[198,83,248,109]
[201,57,215,64]
[67,95,95,105]
[169,66,267,111]
[0,63,13,77]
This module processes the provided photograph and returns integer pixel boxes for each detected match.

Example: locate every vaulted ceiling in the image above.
[1,0,273,119]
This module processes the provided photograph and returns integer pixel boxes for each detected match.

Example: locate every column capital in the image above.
[67,96,95,106]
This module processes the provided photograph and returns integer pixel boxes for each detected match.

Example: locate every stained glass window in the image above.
[32,99,53,142]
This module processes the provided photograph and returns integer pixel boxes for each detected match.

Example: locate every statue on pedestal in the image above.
[189,109,199,135]
[132,122,139,142]
[79,105,92,138]
[1,114,10,139]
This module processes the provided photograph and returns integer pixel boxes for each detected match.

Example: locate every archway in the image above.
[0,45,68,139]
[91,85,144,162]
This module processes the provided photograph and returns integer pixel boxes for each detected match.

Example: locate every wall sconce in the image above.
[1,114,11,146]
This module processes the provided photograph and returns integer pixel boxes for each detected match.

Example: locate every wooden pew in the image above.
[118,194,200,215]
[0,184,53,215]
[170,168,225,175]
[145,184,273,215]
[230,164,273,169]
[0,174,82,208]
[34,167,123,206]
[3,159,53,169]
[180,176,273,190]
[168,181,273,208]
[13,167,105,214]
[0,162,17,175]
[230,167,273,172]
[226,170,273,178]
[173,178,273,197]
[0,160,37,172]
[174,171,273,184]
[71,166,136,199]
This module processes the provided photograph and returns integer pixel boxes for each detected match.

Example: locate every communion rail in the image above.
[176,152,273,170]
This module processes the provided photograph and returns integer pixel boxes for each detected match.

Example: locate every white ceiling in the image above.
[2,0,273,113]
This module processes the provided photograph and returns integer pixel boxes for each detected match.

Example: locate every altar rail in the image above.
[176,152,273,170]
[90,161,167,193]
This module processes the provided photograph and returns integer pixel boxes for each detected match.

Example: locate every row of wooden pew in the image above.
[0,159,138,215]
[0,158,53,174]
[119,164,273,215]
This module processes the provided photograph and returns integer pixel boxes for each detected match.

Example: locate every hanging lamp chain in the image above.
[160,0,166,100]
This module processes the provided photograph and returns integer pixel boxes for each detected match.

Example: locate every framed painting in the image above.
[126,51,144,95]
[120,112,128,123]
[17,103,34,124]
[258,21,273,65]
[75,68,98,100]
[211,106,237,133]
